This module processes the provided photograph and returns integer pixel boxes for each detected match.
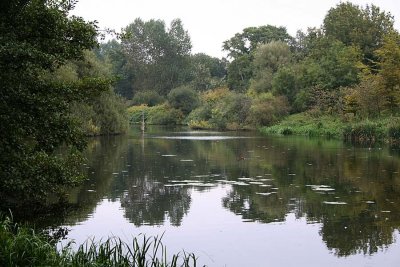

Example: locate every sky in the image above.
[71,0,400,58]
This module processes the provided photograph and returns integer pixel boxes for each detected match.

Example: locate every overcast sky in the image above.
[71,0,400,58]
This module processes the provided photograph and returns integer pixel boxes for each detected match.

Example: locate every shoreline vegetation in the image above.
[260,113,400,145]
[0,215,200,267]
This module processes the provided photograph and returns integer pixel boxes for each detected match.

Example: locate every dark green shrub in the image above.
[168,86,199,115]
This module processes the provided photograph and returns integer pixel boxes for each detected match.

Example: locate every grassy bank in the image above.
[260,113,400,144]
[0,216,200,267]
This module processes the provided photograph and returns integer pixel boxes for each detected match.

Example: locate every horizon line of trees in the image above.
[100,1,400,129]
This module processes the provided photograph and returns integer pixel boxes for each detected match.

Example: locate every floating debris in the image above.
[323,201,347,205]
[112,172,119,175]
[164,184,186,187]
[232,182,250,186]
[307,185,335,192]
[238,177,253,181]
[259,179,274,182]
[381,210,391,213]
[365,201,375,204]
[161,154,177,157]
[87,189,96,192]
[256,192,276,196]
[259,184,272,187]
[180,159,194,162]
[249,181,264,185]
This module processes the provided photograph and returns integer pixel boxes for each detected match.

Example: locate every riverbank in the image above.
[0,215,199,267]
[260,112,400,144]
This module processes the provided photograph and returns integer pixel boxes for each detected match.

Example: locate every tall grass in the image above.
[260,113,344,138]
[343,120,385,143]
[0,215,201,267]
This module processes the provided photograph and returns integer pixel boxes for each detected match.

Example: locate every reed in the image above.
[0,215,201,267]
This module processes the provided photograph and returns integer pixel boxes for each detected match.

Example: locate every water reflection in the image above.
[57,126,400,260]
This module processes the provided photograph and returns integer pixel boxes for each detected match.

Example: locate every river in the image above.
[43,126,400,266]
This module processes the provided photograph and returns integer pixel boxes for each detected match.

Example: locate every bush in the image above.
[247,93,290,126]
[168,86,199,115]
[127,104,184,125]
[132,91,165,107]
[188,120,212,130]
[210,93,251,130]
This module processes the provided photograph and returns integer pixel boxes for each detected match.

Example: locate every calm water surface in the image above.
[53,126,400,266]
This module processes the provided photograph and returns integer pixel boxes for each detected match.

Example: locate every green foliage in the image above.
[223,25,293,91]
[343,120,385,143]
[247,94,290,126]
[387,118,400,140]
[168,86,199,115]
[211,93,252,130]
[54,50,129,136]
[189,53,227,91]
[132,91,165,107]
[374,32,400,114]
[120,18,192,96]
[127,104,184,125]
[249,41,292,94]
[0,215,201,267]
[261,113,345,138]
[271,66,298,104]
[323,2,395,64]
[0,0,112,207]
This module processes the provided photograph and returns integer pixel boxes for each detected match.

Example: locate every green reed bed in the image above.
[260,113,344,138]
[261,113,400,144]
[0,215,201,267]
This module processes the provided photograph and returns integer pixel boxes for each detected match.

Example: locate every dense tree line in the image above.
[123,2,399,131]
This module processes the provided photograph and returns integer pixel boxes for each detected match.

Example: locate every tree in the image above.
[323,2,395,65]
[189,53,227,91]
[249,41,292,94]
[223,25,293,59]
[375,32,400,113]
[121,18,192,96]
[300,37,363,90]
[0,0,110,207]
[97,40,133,99]
[223,25,293,91]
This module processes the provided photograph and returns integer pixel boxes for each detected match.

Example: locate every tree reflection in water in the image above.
[31,127,400,259]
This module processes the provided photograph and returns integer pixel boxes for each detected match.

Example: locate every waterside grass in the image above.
[0,215,201,267]
[261,113,400,144]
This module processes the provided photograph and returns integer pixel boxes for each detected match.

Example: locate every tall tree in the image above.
[249,41,292,94]
[375,32,400,113]
[121,18,192,96]
[323,2,395,65]
[0,0,110,207]
[223,25,293,91]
